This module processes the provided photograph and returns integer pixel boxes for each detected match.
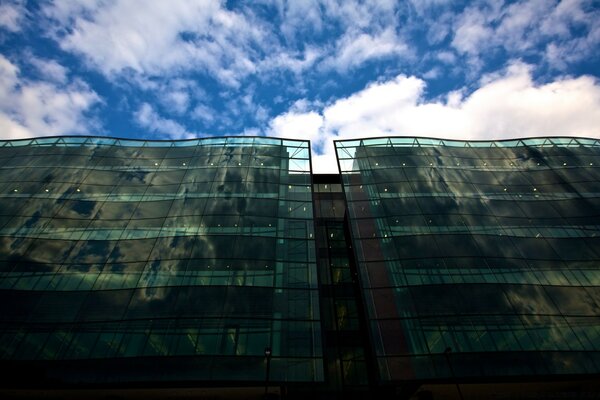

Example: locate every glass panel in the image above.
[0,136,322,384]
[336,136,600,382]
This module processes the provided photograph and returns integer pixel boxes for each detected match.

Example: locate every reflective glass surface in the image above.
[335,136,600,382]
[312,175,370,393]
[0,136,322,384]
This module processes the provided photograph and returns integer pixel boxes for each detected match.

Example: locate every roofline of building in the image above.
[2,134,600,149]
[0,134,310,148]
[334,135,600,148]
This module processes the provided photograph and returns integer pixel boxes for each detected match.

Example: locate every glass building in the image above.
[0,136,321,390]
[335,137,600,397]
[1,135,600,399]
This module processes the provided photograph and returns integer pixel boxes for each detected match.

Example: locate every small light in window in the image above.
[563,162,567,166]
[182,162,186,166]
[234,224,237,227]
[510,162,514,166]
[226,265,230,268]
[533,188,537,191]
[483,162,487,166]
[260,162,264,166]
[384,234,388,238]
[303,207,306,211]
[238,162,241,166]
[330,233,334,238]
[207,265,211,269]
[13,189,18,192]
[45,189,49,192]
[375,162,379,166]
[503,188,507,191]
[210,163,214,166]
[359,185,363,189]
[288,185,292,189]
[456,163,460,166]
[76,188,81,192]
[217,224,221,227]
[154,162,158,166]
[402,163,405,166]
[384,188,388,192]
[265,265,269,268]
[429,162,433,166]
[590,163,594,166]
[537,163,540,166]
[268,224,272,227]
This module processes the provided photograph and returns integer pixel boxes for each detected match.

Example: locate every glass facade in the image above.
[1,134,600,396]
[335,137,600,383]
[312,175,372,396]
[0,136,322,384]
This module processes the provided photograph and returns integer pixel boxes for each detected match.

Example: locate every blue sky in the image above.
[0,0,599,172]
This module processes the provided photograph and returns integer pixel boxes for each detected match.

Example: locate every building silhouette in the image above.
[0,135,599,399]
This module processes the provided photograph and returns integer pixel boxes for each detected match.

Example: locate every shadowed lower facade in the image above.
[0,135,599,399]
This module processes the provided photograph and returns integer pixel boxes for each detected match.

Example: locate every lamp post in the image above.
[444,347,464,400]
[264,347,272,399]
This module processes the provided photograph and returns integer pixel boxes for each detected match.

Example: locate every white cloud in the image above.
[408,0,453,15]
[322,75,424,133]
[324,28,411,71]
[267,108,340,172]
[28,54,69,84]
[0,54,18,93]
[540,0,590,38]
[277,0,324,41]
[191,104,216,125]
[544,18,600,69]
[268,0,400,49]
[436,50,457,64]
[422,67,442,80]
[321,0,397,30]
[0,54,100,140]
[264,0,412,74]
[42,0,416,87]
[134,102,195,140]
[269,62,600,173]
[261,47,322,75]
[131,77,209,119]
[31,0,600,105]
[162,90,190,115]
[449,0,600,71]
[451,6,496,56]
[43,0,266,87]
[494,0,553,52]
[425,12,454,45]
[255,105,269,122]
[269,110,323,145]
[0,1,26,32]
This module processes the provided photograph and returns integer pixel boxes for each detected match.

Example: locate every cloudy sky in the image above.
[0,0,599,172]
